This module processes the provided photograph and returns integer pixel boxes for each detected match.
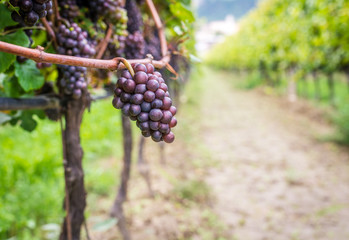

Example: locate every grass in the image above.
[0,99,123,240]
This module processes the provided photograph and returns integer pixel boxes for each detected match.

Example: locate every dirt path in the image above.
[89,68,349,240]
[199,69,349,240]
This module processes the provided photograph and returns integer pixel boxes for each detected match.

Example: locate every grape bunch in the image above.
[125,0,143,34]
[10,0,52,26]
[77,0,127,25]
[112,63,177,143]
[56,23,95,99]
[59,0,80,20]
[125,31,145,59]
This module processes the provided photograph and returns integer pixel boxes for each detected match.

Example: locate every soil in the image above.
[88,68,349,240]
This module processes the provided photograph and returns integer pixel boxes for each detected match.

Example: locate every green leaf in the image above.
[169,3,195,23]
[15,60,45,92]
[20,111,37,132]
[0,4,17,30]
[3,75,23,97]
[0,30,30,73]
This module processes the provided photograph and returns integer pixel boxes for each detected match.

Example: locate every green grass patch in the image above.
[0,99,123,239]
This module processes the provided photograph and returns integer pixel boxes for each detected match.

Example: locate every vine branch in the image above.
[96,24,113,59]
[0,40,170,70]
[41,18,57,46]
[145,0,168,58]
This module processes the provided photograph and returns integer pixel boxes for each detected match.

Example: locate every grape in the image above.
[141,102,151,112]
[123,79,136,93]
[134,63,147,72]
[151,99,163,109]
[151,131,162,142]
[112,63,177,143]
[162,97,172,110]
[134,71,148,84]
[169,106,177,116]
[137,112,149,122]
[11,0,52,26]
[117,77,127,89]
[129,104,141,117]
[145,63,154,74]
[149,109,163,121]
[159,123,170,134]
[139,121,150,131]
[135,84,147,94]
[163,132,175,143]
[144,91,156,102]
[120,92,131,102]
[142,131,151,138]
[114,88,123,97]
[130,94,143,105]
[155,89,165,100]
[149,121,159,131]
[146,79,159,92]
[161,111,172,124]
[169,117,177,128]
[122,103,131,116]
[159,83,168,92]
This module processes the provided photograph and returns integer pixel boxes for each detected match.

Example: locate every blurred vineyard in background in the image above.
[207,0,349,143]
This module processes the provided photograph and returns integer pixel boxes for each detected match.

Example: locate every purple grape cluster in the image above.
[113,63,177,143]
[77,0,127,25]
[57,23,95,99]
[10,0,52,26]
[125,31,145,59]
[59,0,80,20]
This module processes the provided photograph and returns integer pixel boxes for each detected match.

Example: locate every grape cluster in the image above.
[59,0,80,20]
[10,0,52,26]
[56,23,95,99]
[125,31,145,59]
[104,35,127,59]
[77,0,127,25]
[113,63,177,143]
[145,29,161,60]
[125,0,143,34]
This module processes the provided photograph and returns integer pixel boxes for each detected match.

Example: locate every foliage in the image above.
[207,0,349,142]
[0,100,123,239]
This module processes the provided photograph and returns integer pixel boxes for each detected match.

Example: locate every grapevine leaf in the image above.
[0,30,30,73]
[0,4,17,29]
[20,111,37,132]
[169,3,195,23]
[15,60,45,92]
[3,75,23,97]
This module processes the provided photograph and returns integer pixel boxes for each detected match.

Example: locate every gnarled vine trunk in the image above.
[60,94,90,240]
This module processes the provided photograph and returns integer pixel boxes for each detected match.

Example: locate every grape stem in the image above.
[96,24,113,60]
[41,18,57,47]
[0,40,170,70]
[145,0,168,58]
[119,58,135,77]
